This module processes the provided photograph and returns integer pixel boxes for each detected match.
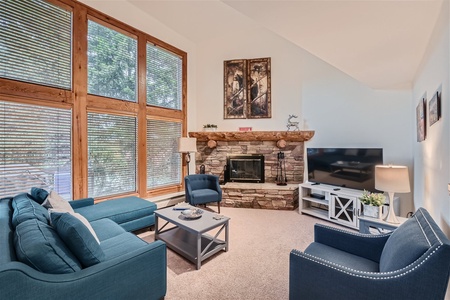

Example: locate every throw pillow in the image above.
[12,193,49,228]
[30,187,49,204]
[48,209,100,244]
[14,219,82,274]
[50,212,105,268]
[379,216,430,272]
[42,191,74,213]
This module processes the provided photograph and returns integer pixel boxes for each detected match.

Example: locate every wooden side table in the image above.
[358,215,408,234]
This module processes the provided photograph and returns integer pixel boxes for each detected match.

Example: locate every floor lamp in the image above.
[178,137,197,175]
[375,165,410,224]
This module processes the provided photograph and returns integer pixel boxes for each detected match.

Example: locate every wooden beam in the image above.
[189,131,315,142]
[72,5,88,199]
[137,33,148,197]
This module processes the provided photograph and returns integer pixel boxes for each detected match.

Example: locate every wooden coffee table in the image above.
[154,206,230,270]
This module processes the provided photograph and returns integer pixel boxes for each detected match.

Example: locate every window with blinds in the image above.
[0,0,72,89]
[0,101,72,199]
[88,20,137,102]
[147,119,182,189]
[88,112,137,198]
[147,44,182,110]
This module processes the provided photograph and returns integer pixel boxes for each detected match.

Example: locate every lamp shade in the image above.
[178,137,197,153]
[375,165,410,193]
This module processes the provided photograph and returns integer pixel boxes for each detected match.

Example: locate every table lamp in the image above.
[375,165,410,224]
[178,137,197,175]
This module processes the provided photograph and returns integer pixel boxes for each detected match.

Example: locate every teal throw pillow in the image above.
[50,212,105,268]
[12,193,49,228]
[30,187,49,204]
[14,219,81,274]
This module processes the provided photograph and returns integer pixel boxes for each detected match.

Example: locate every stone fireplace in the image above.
[189,131,314,210]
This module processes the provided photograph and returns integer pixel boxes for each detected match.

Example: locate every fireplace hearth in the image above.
[225,154,265,183]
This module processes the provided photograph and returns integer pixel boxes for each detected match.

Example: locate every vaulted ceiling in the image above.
[96,0,444,89]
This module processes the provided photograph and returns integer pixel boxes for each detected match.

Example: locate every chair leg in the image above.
[218,202,220,214]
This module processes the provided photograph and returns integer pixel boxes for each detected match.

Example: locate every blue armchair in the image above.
[185,174,222,213]
[290,208,450,300]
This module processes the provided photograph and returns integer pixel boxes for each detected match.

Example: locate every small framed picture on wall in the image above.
[429,91,441,126]
[416,97,426,142]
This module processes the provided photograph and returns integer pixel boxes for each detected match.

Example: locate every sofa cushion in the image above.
[14,219,82,274]
[30,187,49,204]
[0,198,16,264]
[380,215,430,272]
[50,212,105,268]
[12,193,49,228]
[74,196,156,226]
[42,191,74,213]
[305,242,379,272]
[90,218,127,241]
[100,232,148,260]
[191,189,220,204]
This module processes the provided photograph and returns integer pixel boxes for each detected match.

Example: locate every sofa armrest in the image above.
[0,240,167,300]
[289,244,450,300]
[314,224,389,262]
[69,198,94,209]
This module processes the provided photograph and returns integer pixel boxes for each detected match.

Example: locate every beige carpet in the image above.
[140,207,342,300]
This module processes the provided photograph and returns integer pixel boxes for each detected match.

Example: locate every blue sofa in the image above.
[289,207,450,300]
[0,193,166,299]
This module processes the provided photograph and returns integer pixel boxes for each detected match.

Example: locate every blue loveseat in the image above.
[289,207,450,300]
[0,193,166,299]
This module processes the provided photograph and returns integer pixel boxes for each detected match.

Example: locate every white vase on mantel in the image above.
[363,204,382,219]
[204,128,217,132]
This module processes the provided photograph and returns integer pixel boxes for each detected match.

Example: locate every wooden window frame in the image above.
[0,0,187,200]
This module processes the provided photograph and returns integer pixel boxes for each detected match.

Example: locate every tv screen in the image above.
[307,148,383,192]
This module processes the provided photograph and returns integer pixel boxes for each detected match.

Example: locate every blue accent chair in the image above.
[289,207,450,300]
[185,174,222,213]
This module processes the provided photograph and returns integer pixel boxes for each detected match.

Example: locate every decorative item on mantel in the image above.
[286,115,300,131]
[203,124,217,132]
[359,190,386,219]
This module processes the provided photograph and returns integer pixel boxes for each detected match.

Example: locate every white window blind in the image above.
[0,101,72,199]
[88,112,137,198]
[147,44,182,110]
[88,20,137,102]
[0,0,72,89]
[147,119,181,189]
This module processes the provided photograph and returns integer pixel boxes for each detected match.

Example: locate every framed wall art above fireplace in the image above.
[247,57,271,119]
[223,57,271,119]
[224,59,247,119]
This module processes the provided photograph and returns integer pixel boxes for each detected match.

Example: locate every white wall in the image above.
[196,27,414,215]
[412,0,450,235]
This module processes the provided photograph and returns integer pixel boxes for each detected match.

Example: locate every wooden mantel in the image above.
[189,130,314,142]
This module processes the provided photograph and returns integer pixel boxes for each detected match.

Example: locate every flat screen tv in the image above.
[306,148,383,192]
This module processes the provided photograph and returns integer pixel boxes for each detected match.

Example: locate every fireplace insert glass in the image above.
[226,154,265,183]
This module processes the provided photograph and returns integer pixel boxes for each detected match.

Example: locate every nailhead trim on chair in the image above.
[292,246,441,280]
[316,224,392,239]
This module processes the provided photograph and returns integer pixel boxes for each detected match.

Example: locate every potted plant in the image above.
[203,124,218,132]
[359,190,386,219]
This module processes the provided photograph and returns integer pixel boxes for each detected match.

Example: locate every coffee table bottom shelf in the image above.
[157,226,228,269]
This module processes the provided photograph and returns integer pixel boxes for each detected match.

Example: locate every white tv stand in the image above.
[299,182,365,229]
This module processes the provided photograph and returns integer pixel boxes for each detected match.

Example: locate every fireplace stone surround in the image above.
[189,131,314,210]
